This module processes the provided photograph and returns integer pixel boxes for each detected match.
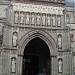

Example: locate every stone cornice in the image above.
[14,0,65,5]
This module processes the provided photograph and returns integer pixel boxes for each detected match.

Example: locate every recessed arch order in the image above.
[18,30,57,56]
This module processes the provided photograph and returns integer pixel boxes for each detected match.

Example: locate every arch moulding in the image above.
[18,30,57,56]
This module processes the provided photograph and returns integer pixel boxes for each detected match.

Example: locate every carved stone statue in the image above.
[12,32,18,47]
[47,15,50,25]
[11,58,16,73]
[26,13,30,24]
[36,14,40,25]
[31,14,35,24]
[42,14,45,25]
[58,59,62,72]
[57,16,61,26]
[20,12,24,23]
[58,35,62,48]
[52,16,55,26]
[14,12,19,23]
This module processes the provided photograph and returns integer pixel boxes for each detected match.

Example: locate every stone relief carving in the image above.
[12,32,18,47]
[11,58,16,73]
[58,35,62,49]
[47,15,50,26]
[14,12,19,23]
[58,59,62,73]
[20,12,24,24]
[57,16,61,26]
[26,13,30,24]
[31,13,35,24]
[14,10,62,28]
[13,3,64,15]
[52,15,56,26]
[42,14,46,25]
[36,14,41,25]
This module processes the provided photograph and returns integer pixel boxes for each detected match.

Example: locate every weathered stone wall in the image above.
[0,1,73,75]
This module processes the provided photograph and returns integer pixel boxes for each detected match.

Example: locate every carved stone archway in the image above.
[17,30,57,75]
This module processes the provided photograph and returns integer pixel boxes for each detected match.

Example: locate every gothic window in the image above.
[25,12,30,25]
[57,15,61,27]
[36,13,41,25]
[47,14,51,26]
[42,14,46,25]
[58,34,62,49]
[31,12,35,25]
[52,15,56,27]
[20,11,24,24]
[58,58,63,73]
[12,32,18,47]
[14,11,19,24]
[11,57,16,73]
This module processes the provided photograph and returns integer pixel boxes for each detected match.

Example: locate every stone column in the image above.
[0,51,2,75]
[51,56,58,75]
[1,50,11,75]
[17,55,23,75]
[63,52,72,75]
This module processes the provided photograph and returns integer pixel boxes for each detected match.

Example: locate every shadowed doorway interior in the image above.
[22,37,51,75]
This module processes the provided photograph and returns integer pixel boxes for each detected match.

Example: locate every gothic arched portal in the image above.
[22,37,51,75]
[17,30,57,75]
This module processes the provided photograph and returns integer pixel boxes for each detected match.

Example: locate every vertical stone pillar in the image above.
[17,55,23,75]
[0,51,2,75]
[51,56,58,75]
[63,52,72,75]
[1,50,11,75]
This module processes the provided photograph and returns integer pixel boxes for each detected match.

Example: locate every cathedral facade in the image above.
[0,0,74,75]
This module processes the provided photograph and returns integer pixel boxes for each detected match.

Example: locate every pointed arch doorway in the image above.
[22,37,51,75]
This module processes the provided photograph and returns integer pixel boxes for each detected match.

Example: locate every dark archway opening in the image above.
[22,37,51,75]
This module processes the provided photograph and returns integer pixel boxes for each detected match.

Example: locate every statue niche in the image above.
[14,11,19,24]
[11,57,16,73]
[12,32,18,47]
[58,58,62,73]
[58,34,62,49]
[20,12,24,24]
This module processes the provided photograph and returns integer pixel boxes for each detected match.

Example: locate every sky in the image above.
[66,0,75,7]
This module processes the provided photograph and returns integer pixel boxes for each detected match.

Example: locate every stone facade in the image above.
[0,0,74,75]
[66,6,75,75]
